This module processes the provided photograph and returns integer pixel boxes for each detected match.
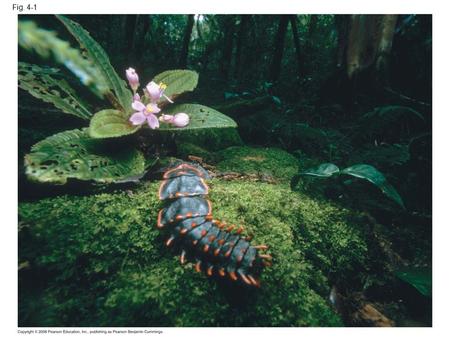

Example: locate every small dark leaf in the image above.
[395,267,432,297]
[300,163,340,178]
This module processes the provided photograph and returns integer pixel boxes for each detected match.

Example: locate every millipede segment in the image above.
[156,162,272,287]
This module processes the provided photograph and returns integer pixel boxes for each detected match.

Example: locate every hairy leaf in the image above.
[18,62,92,120]
[18,20,107,97]
[341,164,405,208]
[25,129,145,184]
[56,15,132,113]
[89,109,140,139]
[152,70,199,101]
[395,267,431,297]
[158,104,237,131]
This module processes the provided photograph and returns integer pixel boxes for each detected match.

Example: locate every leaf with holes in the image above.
[158,104,237,131]
[18,21,108,98]
[25,128,146,184]
[152,70,199,102]
[89,109,140,139]
[56,15,132,113]
[341,164,405,208]
[18,62,92,120]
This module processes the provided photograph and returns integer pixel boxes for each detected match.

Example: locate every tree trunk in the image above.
[125,15,138,64]
[269,15,289,83]
[346,14,398,84]
[220,16,236,80]
[289,15,303,77]
[375,15,398,86]
[234,15,250,79]
[179,14,195,68]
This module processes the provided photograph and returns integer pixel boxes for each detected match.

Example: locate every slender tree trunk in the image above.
[289,15,303,77]
[179,14,195,68]
[234,15,250,79]
[125,15,138,64]
[308,15,318,37]
[269,15,289,83]
[220,16,236,80]
[335,14,351,69]
[375,15,398,86]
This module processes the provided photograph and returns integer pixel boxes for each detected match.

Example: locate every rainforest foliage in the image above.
[18,15,431,327]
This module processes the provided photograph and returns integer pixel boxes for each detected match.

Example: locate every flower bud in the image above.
[172,113,189,128]
[126,67,139,92]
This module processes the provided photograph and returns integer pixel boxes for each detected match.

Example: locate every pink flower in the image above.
[146,81,174,103]
[129,100,161,129]
[160,113,190,128]
[126,68,139,92]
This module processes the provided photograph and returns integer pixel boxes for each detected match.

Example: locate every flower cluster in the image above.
[125,68,189,129]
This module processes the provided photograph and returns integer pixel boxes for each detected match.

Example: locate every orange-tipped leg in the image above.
[180,250,187,264]
[238,271,252,285]
[195,261,202,273]
[228,271,238,281]
[258,254,272,260]
[247,275,260,287]
[254,245,269,250]
[165,236,175,247]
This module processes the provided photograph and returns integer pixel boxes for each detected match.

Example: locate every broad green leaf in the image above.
[395,267,432,297]
[300,163,340,178]
[158,104,237,131]
[89,109,140,139]
[18,20,107,97]
[56,15,132,113]
[152,70,199,101]
[25,128,145,184]
[341,164,405,208]
[18,62,92,120]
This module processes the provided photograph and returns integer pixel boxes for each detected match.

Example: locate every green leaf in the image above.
[18,20,107,98]
[89,109,140,139]
[395,267,432,297]
[56,15,132,112]
[341,164,405,208]
[158,104,237,131]
[152,70,199,101]
[18,62,92,120]
[25,128,146,184]
[300,163,340,178]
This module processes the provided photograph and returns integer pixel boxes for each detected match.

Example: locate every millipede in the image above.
[156,162,272,287]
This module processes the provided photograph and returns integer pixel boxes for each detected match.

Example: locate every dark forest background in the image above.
[18,14,432,327]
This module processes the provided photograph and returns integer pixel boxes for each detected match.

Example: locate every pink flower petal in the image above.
[146,81,162,102]
[132,101,146,112]
[147,103,161,114]
[129,112,146,125]
[147,113,160,129]
[133,93,141,102]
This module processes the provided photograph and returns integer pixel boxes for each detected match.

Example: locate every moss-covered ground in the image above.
[19,146,373,326]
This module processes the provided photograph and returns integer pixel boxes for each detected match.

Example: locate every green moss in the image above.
[19,179,370,326]
[176,142,214,161]
[215,146,300,181]
[174,128,243,152]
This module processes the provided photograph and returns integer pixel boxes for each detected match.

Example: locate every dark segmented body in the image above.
[157,162,270,287]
